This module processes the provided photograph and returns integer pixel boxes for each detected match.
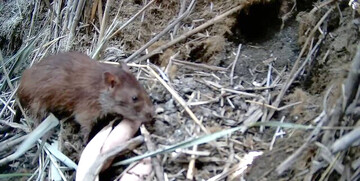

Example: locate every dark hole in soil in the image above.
[296,0,317,11]
[227,0,282,43]
[133,0,142,5]
[188,44,208,62]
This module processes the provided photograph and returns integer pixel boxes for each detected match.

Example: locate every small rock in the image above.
[155,107,165,114]
[224,119,237,126]
[352,18,360,26]
[165,99,175,110]
[182,87,193,94]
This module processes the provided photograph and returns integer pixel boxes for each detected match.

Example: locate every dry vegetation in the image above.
[0,0,360,180]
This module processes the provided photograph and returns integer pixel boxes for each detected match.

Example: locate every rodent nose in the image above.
[146,112,153,119]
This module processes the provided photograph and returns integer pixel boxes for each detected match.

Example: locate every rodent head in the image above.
[99,64,155,123]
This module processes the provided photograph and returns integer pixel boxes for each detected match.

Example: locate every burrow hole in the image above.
[228,0,282,43]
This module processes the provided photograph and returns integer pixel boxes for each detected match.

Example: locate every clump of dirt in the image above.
[188,36,226,63]
[244,5,359,180]
[0,1,31,55]
[147,41,175,66]
[245,130,315,181]
[306,8,359,94]
[284,88,322,124]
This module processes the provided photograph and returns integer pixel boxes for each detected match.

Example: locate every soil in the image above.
[0,0,359,180]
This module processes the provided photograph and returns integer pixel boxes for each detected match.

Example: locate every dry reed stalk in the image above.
[97,0,103,24]
[230,44,242,86]
[245,100,302,111]
[28,0,40,38]
[186,119,201,180]
[66,0,85,50]
[52,0,62,52]
[173,0,187,37]
[172,58,228,71]
[61,0,72,35]
[0,135,28,153]
[67,0,76,28]
[97,0,114,55]
[90,0,100,22]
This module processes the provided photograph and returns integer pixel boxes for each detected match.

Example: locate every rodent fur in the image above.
[17,52,154,140]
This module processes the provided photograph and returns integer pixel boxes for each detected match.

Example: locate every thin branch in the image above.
[230,44,242,86]
[172,58,228,71]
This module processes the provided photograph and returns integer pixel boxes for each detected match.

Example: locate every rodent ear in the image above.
[104,72,118,88]
[119,62,130,73]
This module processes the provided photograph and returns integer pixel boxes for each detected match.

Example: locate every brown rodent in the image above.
[17,52,154,140]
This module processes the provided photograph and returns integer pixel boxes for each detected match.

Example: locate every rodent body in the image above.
[17,52,154,139]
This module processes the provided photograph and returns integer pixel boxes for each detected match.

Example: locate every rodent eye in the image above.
[132,96,138,102]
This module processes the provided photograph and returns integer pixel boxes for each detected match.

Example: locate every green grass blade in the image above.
[0,173,32,179]
[251,121,314,129]
[113,126,245,166]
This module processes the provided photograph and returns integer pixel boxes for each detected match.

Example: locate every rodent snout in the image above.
[143,109,155,122]
[145,112,153,120]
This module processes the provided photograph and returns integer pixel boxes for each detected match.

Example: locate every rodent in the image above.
[17,52,154,140]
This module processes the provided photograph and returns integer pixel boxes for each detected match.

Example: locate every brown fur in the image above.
[17,52,154,139]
